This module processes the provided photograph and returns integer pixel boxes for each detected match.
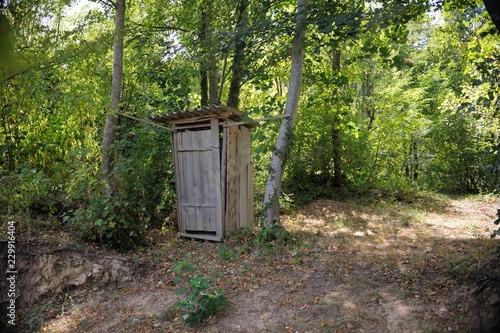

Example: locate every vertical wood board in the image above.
[225,126,239,235]
[220,126,228,233]
[210,119,223,239]
[171,132,184,233]
[237,125,252,228]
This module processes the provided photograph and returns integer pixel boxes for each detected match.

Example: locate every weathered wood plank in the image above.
[238,125,251,228]
[178,232,222,242]
[247,160,254,227]
[210,119,222,239]
[192,131,202,231]
[172,132,183,233]
[173,121,211,131]
[203,129,216,233]
[165,111,234,125]
[177,148,212,152]
[179,203,216,207]
[237,127,245,228]
[220,126,228,234]
[225,125,239,235]
[181,132,195,231]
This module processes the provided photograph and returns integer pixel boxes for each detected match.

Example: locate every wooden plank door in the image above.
[174,120,222,241]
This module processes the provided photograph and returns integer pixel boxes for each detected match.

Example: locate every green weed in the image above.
[171,261,228,326]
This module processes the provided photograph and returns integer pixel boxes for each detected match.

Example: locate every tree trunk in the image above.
[226,0,248,108]
[405,139,419,181]
[362,64,375,130]
[261,0,307,227]
[331,51,342,188]
[200,66,208,106]
[412,140,419,180]
[101,0,125,197]
[199,8,209,106]
[208,58,219,104]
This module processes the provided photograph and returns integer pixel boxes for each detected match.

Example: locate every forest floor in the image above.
[15,193,500,333]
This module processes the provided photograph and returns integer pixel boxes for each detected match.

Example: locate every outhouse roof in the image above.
[150,104,243,125]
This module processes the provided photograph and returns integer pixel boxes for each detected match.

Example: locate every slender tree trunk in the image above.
[412,140,419,180]
[200,67,208,106]
[208,58,219,104]
[331,51,342,188]
[218,56,228,102]
[405,138,419,181]
[226,0,248,108]
[101,0,125,197]
[199,8,209,106]
[363,64,375,130]
[261,0,307,227]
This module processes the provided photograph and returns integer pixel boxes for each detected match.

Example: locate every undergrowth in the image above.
[171,261,228,326]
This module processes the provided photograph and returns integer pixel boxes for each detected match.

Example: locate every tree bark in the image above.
[261,0,307,227]
[226,0,248,108]
[331,51,342,188]
[199,8,209,106]
[101,0,125,197]
[208,58,219,104]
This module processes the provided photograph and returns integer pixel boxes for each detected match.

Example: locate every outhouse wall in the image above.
[222,124,253,235]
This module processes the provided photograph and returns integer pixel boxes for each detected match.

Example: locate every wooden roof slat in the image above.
[150,104,244,125]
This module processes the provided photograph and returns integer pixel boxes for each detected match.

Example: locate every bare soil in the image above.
[7,194,500,333]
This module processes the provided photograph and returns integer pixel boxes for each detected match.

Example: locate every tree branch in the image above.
[99,0,117,9]
[132,23,190,33]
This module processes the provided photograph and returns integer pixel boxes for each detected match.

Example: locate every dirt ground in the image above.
[10,194,500,332]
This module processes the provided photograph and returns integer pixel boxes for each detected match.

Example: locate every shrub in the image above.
[172,261,228,326]
[67,189,147,250]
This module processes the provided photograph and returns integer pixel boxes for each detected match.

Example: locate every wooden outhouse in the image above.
[151,105,253,241]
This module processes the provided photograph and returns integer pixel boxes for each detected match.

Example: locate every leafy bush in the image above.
[113,120,176,229]
[172,261,228,326]
[255,225,296,252]
[0,162,64,215]
[67,189,147,250]
[64,123,176,250]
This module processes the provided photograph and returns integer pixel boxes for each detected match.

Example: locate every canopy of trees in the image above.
[1,0,499,248]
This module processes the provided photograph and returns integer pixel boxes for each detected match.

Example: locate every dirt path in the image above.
[24,195,500,333]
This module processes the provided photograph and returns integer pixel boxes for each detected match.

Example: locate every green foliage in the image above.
[445,256,471,278]
[113,120,177,229]
[64,123,175,250]
[22,303,52,332]
[68,186,147,250]
[424,107,498,194]
[255,225,296,251]
[0,162,61,215]
[217,243,237,262]
[172,261,228,326]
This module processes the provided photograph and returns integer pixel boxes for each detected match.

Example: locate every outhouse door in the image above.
[173,120,223,241]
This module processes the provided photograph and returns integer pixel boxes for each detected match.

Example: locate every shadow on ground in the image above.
[7,195,500,333]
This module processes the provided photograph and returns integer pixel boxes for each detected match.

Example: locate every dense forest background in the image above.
[1,0,499,249]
